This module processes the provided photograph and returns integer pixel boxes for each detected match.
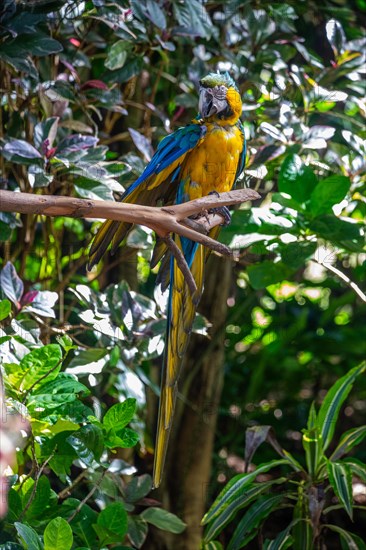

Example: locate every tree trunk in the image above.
[144,253,233,549]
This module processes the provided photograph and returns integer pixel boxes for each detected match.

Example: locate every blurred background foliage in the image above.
[0,0,365,548]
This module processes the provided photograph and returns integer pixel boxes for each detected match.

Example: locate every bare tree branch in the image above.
[0,189,260,294]
[0,189,260,257]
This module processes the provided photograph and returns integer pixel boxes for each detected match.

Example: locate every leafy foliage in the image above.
[202,364,366,548]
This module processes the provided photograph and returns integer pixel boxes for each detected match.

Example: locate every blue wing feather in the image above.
[125,124,205,197]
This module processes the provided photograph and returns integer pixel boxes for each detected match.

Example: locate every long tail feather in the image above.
[152,237,204,488]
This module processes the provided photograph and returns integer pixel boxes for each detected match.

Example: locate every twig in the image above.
[58,470,87,499]
[162,236,197,296]
[67,470,107,523]
[313,259,366,303]
[19,449,56,521]
[21,359,63,401]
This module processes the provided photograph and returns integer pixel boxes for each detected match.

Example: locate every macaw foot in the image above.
[208,191,231,226]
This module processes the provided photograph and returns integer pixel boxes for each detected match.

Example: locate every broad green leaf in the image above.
[327,461,353,519]
[280,241,317,269]
[330,425,366,461]
[23,475,51,520]
[19,344,62,391]
[124,474,152,503]
[103,398,136,431]
[309,175,350,216]
[14,522,43,550]
[6,489,22,522]
[247,262,290,289]
[227,494,284,550]
[127,516,148,548]
[44,517,73,550]
[67,424,104,466]
[145,0,167,28]
[13,35,63,57]
[318,361,366,450]
[105,427,139,449]
[0,299,11,320]
[278,154,317,202]
[94,502,128,544]
[141,507,186,534]
[308,215,363,246]
[204,479,286,542]
[202,460,288,526]
[0,219,12,241]
[32,373,88,397]
[325,525,366,550]
[105,40,129,70]
[68,501,98,548]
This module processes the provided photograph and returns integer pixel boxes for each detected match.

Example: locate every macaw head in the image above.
[198,72,242,123]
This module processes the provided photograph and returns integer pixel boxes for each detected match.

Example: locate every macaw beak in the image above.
[199,88,228,118]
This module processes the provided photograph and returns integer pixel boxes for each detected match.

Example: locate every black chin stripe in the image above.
[218,105,234,119]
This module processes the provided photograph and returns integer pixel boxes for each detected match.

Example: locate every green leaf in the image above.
[67,424,104,466]
[0,219,12,241]
[247,262,290,289]
[19,344,62,391]
[6,488,22,522]
[204,479,286,542]
[105,427,140,449]
[94,502,128,544]
[302,402,323,477]
[278,154,317,203]
[44,517,73,550]
[202,543,224,550]
[14,522,43,550]
[309,175,351,216]
[22,476,50,520]
[0,298,11,320]
[327,461,353,519]
[325,525,366,550]
[144,0,167,28]
[105,40,129,70]
[343,458,366,484]
[330,425,366,461]
[68,500,98,548]
[308,215,363,245]
[15,35,63,57]
[280,241,317,269]
[202,460,288,526]
[127,516,148,548]
[318,362,366,450]
[227,494,284,550]
[103,398,136,431]
[265,519,301,550]
[124,474,152,503]
[141,507,186,534]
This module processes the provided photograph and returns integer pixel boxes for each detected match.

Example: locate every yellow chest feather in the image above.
[181,124,243,199]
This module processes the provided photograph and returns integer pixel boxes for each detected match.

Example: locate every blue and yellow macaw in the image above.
[88,73,245,488]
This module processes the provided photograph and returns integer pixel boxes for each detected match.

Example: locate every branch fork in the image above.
[0,189,260,294]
